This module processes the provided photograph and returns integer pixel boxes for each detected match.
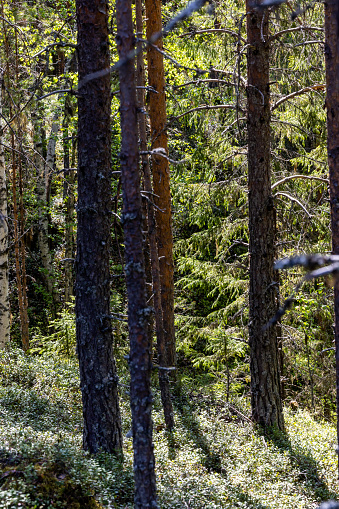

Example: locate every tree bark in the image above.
[75,0,122,454]
[1,7,29,351]
[63,102,75,306]
[116,0,158,506]
[145,0,176,369]
[11,136,29,352]
[324,0,339,476]
[33,106,60,315]
[0,70,10,349]
[246,2,284,430]
[136,0,174,431]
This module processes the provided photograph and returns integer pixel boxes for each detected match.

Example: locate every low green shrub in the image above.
[0,348,338,508]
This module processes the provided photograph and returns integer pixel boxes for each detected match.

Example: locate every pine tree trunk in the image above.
[0,70,10,349]
[75,0,123,454]
[136,0,174,431]
[136,5,155,359]
[246,2,284,430]
[145,0,176,369]
[324,0,339,475]
[116,0,158,506]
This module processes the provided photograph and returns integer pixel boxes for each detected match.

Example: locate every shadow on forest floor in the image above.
[168,391,272,508]
[170,389,336,506]
[171,390,223,472]
[261,425,338,501]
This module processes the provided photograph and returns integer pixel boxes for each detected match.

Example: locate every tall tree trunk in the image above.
[246,2,284,430]
[324,0,339,476]
[136,0,174,431]
[1,3,29,351]
[0,70,10,348]
[145,0,176,369]
[76,0,122,454]
[11,137,29,351]
[33,108,60,316]
[116,0,158,506]
[63,103,75,306]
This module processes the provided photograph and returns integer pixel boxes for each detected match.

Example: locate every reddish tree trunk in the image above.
[116,0,158,506]
[76,0,122,454]
[324,0,339,476]
[145,0,176,369]
[246,2,284,430]
[136,0,174,431]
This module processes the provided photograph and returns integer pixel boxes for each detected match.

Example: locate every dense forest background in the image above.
[0,0,339,507]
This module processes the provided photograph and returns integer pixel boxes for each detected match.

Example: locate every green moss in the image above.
[0,453,101,508]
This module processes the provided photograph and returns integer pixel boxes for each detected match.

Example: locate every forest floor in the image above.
[0,349,338,509]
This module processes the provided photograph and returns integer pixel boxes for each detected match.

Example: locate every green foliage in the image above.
[161,0,332,416]
[31,302,76,358]
[0,349,133,508]
[0,349,338,508]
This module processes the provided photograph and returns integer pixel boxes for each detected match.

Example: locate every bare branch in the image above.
[172,79,236,89]
[33,42,77,58]
[272,174,328,190]
[270,26,323,41]
[267,254,339,328]
[37,89,72,101]
[274,254,339,270]
[140,148,189,165]
[271,84,325,111]
[274,191,312,217]
[294,40,324,47]
[254,0,288,8]
[162,0,209,35]
[178,28,246,43]
[172,103,244,121]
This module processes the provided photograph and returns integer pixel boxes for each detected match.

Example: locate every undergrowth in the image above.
[0,348,338,508]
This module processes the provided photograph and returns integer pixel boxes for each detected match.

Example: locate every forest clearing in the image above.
[1,0,339,506]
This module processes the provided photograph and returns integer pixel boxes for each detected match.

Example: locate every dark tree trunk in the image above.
[135,3,155,364]
[246,2,284,430]
[136,0,174,431]
[145,0,176,369]
[75,0,122,454]
[324,0,339,476]
[116,1,158,507]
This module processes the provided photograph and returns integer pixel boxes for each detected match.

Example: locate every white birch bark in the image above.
[0,71,10,348]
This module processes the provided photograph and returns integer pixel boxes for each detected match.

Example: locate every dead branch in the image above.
[272,174,328,190]
[178,28,246,44]
[270,26,323,41]
[271,84,325,111]
[274,191,312,217]
[173,103,244,121]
